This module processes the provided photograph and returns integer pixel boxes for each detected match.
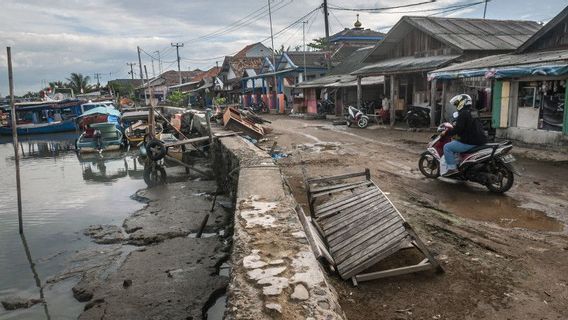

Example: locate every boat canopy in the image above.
[78,106,121,118]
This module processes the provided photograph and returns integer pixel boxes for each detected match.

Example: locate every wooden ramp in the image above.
[303,169,443,285]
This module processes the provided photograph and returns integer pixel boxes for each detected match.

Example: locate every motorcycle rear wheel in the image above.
[485,163,514,193]
[418,152,440,178]
[357,117,369,128]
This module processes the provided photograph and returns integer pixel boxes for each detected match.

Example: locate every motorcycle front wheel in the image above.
[418,152,440,178]
[485,162,514,193]
[357,117,369,128]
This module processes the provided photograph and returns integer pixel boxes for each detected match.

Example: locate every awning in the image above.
[352,55,461,76]
[428,49,568,80]
[329,76,385,87]
[296,75,384,89]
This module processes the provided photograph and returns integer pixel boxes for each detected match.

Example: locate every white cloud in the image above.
[0,0,565,95]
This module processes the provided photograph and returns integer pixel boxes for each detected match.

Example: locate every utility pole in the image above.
[138,46,147,105]
[323,0,331,69]
[303,21,307,82]
[94,72,102,87]
[151,58,156,78]
[268,0,278,111]
[171,43,184,84]
[144,65,155,138]
[126,62,136,80]
[7,47,23,234]
[483,0,488,19]
[155,51,162,75]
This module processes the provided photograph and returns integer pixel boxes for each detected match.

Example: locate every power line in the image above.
[328,0,436,12]
[428,1,489,16]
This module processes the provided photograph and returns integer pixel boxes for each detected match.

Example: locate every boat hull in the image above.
[0,120,77,135]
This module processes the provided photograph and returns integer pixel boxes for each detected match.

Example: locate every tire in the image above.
[143,165,167,187]
[485,162,514,193]
[418,152,440,178]
[347,121,352,127]
[357,117,369,128]
[146,140,167,161]
[407,117,418,128]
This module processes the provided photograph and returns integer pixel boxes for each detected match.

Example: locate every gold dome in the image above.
[354,14,362,29]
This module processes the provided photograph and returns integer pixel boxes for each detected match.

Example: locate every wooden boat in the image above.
[121,110,150,147]
[75,106,123,153]
[0,100,84,135]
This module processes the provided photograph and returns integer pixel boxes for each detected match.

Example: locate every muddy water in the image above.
[0,134,146,319]
[432,180,565,232]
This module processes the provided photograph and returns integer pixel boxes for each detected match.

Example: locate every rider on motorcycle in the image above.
[442,94,487,177]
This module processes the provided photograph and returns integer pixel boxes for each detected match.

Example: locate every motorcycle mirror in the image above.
[452,111,459,119]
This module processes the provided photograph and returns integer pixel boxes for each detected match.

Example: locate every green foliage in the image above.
[214,97,227,106]
[108,82,135,98]
[168,90,188,107]
[307,37,327,50]
[66,73,93,94]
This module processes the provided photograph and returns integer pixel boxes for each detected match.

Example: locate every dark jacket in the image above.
[447,106,487,145]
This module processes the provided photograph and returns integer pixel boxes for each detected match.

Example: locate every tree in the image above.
[307,37,327,50]
[168,90,188,107]
[66,73,92,94]
[48,81,68,89]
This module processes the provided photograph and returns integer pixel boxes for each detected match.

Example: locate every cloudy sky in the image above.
[0,0,565,95]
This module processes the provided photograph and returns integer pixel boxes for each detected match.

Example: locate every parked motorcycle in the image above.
[418,122,516,193]
[317,99,335,115]
[248,100,267,113]
[345,106,369,129]
[406,105,431,128]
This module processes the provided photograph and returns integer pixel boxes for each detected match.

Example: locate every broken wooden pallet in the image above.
[305,169,443,285]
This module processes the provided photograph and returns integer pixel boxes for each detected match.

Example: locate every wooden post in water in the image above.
[7,47,23,234]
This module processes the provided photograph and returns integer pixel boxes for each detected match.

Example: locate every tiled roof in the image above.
[285,51,327,69]
[191,67,221,82]
[230,57,264,78]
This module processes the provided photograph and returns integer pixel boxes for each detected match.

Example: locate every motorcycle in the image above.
[418,122,517,193]
[345,105,369,129]
[406,105,431,128]
[248,100,267,113]
[317,99,335,115]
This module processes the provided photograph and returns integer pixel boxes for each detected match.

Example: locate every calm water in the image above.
[0,134,146,319]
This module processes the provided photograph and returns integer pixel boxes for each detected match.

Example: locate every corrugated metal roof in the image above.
[365,16,541,62]
[516,5,568,53]
[430,49,568,74]
[405,17,541,51]
[353,55,460,75]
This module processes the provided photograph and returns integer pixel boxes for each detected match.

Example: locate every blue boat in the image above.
[0,99,84,135]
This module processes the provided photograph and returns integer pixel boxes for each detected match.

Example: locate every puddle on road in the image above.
[205,294,227,320]
[433,182,564,232]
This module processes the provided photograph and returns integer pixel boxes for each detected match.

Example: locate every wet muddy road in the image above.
[264,115,568,320]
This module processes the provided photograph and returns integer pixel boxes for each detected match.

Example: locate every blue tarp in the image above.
[429,64,568,80]
[78,106,121,118]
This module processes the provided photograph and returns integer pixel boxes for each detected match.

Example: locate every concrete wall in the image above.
[212,135,345,320]
[497,127,568,151]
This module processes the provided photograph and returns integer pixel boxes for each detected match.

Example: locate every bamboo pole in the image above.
[7,47,23,234]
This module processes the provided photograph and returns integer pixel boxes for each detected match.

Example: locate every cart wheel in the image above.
[146,140,167,161]
[143,165,167,187]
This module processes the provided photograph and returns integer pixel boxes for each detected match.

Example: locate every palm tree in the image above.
[66,73,92,94]
[48,81,67,90]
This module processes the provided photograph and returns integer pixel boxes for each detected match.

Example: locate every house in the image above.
[328,15,386,66]
[233,42,273,59]
[352,16,541,126]
[219,56,264,103]
[239,51,330,112]
[136,70,202,102]
[429,5,568,147]
[297,46,384,115]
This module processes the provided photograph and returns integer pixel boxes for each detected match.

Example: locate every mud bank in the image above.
[211,135,345,319]
[75,178,232,320]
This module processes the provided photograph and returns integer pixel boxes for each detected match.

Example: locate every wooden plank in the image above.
[314,185,376,212]
[332,217,403,263]
[315,188,378,216]
[319,198,392,234]
[404,222,443,272]
[340,240,404,279]
[310,181,367,193]
[319,195,390,231]
[317,191,387,225]
[316,191,382,223]
[337,227,407,277]
[311,181,372,198]
[354,261,434,282]
[307,171,368,184]
[326,205,398,245]
[162,136,209,148]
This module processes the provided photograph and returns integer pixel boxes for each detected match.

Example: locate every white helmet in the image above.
[450,94,472,111]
